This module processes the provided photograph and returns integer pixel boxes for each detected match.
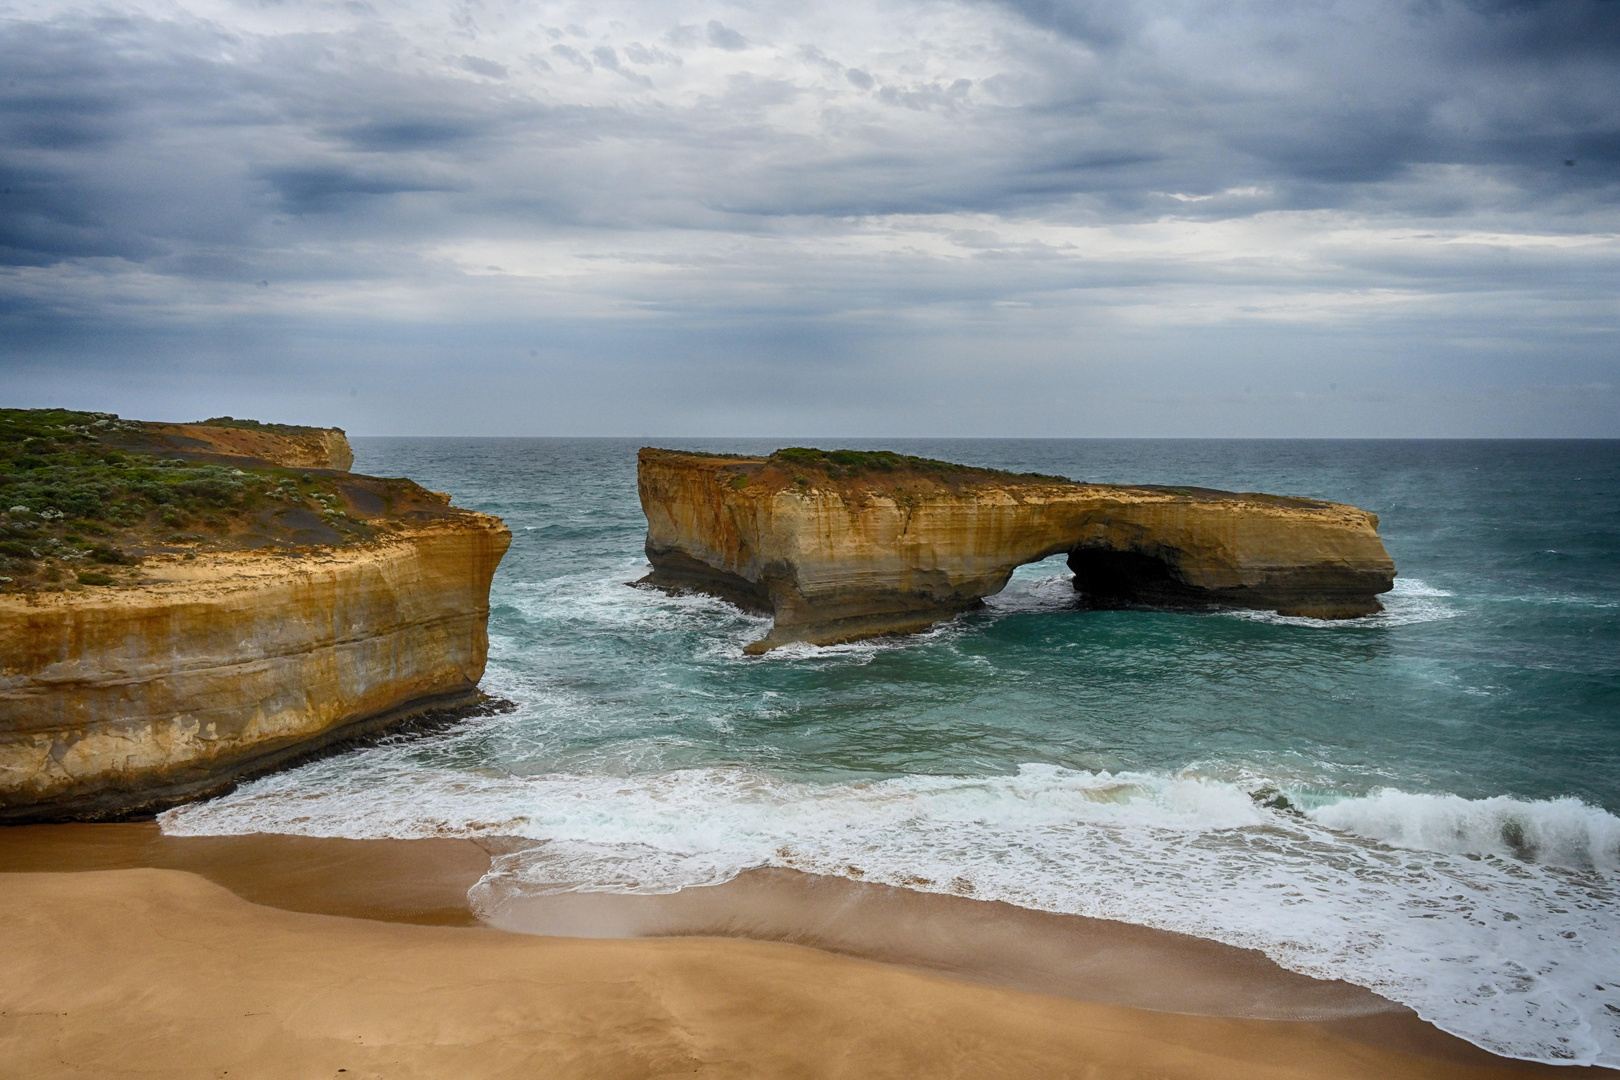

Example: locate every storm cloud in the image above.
[1,0,1616,435]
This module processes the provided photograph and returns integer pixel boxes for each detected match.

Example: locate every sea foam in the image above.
[162,761,1620,1066]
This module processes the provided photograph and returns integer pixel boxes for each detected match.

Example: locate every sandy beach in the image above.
[3,824,1614,1080]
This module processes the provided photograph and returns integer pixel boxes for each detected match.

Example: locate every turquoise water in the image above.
[163,439,1620,1065]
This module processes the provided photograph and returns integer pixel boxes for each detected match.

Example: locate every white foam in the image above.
[1311,789,1620,873]
[1228,576,1459,628]
[162,763,1620,1066]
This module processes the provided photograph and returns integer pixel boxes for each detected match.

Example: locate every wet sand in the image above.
[2,823,1614,1079]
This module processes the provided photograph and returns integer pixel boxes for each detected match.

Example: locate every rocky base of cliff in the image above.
[4,691,509,825]
[1067,547,1390,620]
[637,547,773,614]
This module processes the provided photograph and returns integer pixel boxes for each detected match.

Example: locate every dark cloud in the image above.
[0,0,1615,435]
[334,116,492,152]
[456,55,508,80]
[258,164,462,214]
[705,20,748,50]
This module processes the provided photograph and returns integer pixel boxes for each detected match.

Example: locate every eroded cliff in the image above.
[637,448,1395,652]
[0,518,508,821]
[0,409,510,822]
[114,416,355,471]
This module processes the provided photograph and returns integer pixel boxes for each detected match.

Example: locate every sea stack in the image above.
[637,448,1395,653]
[0,411,510,822]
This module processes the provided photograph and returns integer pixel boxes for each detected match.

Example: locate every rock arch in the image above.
[636,449,1396,653]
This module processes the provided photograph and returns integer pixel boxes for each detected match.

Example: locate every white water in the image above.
[163,760,1620,1065]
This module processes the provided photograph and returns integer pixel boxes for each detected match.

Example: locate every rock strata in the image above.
[0,411,509,822]
[637,448,1395,653]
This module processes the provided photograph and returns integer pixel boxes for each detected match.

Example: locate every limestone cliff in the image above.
[0,409,509,822]
[0,517,509,822]
[637,448,1396,653]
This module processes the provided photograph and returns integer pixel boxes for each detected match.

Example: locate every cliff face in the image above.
[111,419,355,471]
[0,408,508,822]
[0,516,509,821]
[637,449,1396,653]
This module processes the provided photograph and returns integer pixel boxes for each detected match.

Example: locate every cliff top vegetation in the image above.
[0,408,453,595]
[197,415,345,435]
[768,447,1071,484]
[641,445,1075,495]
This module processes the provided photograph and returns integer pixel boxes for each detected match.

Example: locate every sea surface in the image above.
[162,439,1620,1066]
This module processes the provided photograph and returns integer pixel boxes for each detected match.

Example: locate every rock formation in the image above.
[113,418,355,471]
[637,448,1396,653]
[0,410,508,822]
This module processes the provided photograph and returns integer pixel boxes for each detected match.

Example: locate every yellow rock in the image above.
[0,517,510,821]
[637,449,1395,652]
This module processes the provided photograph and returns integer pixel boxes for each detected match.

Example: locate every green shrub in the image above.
[768,446,1069,484]
[76,571,114,586]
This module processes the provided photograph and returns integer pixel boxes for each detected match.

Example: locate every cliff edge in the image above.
[0,409,509,822]
[636,448,1395,653]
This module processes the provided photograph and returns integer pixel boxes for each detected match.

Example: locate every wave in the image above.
[161,762,1620,1066]
[1311,789,1620,873]
[1228,576,1458,628]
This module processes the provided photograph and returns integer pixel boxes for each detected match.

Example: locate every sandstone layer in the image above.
[637,449,1396,652]
[0,516,509,822]
[0,410,509,822]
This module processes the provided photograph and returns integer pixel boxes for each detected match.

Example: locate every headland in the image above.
[0,409,510,822]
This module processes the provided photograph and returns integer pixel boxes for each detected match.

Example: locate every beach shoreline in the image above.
[3,823,1612,1078]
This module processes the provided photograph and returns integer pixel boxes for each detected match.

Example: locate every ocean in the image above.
[160,438,1620,1067]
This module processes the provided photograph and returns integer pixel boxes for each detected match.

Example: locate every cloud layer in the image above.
[2,0,1617,434]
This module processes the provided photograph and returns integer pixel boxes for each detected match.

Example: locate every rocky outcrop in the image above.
[0,409,507,823]
[0,516,509,822]
[637,449,1396,653]
[108,419,354,471]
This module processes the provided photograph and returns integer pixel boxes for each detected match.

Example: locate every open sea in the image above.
[161,438,1620,1067]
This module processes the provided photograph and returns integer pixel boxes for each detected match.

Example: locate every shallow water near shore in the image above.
[161,438,1620,1067]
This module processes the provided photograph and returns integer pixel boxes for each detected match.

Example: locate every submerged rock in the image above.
[636,448,1395,653]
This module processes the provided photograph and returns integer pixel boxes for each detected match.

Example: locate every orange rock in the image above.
[636,448,1395,653]
[0,516,510,822]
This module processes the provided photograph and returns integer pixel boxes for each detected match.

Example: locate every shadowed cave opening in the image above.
[1064,547,1203,610]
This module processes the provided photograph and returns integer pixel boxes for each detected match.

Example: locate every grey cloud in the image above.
[0,0,1616,436]
[876,78,972,111]
[259,164,462,214]
[623,42,679,65]
[592,45,654,86]
[551,43,593,70]
[456,55,508,79]
[983,0,1620,202]
[334,115,494,151]
[799,45,843,73]
[706,20,747,50]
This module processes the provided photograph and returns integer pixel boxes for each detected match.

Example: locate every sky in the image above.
[2,0,1617,436]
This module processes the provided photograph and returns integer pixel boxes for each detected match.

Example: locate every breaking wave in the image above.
[163,763,1620,1066]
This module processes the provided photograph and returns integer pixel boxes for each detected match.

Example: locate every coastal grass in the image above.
[769,447,1071,484]
[0,408,367,593]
